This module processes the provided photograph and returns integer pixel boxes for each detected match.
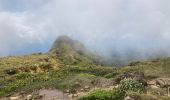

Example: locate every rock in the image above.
[147,80,156,85]
[115,72,131,83]
[34,95,43,99]
[150,85,159,89]
[133,72,147,86]
[84,86,90,89]
[5,68,17,75]
[121,72,131,79]
[80,89,84,91]
[73,94,78,97]
[53,99,61,100]
[156,79,165,88]
[68,94,73,99]
[124,95,141,100]
[53,97,61,100]
[66,90,70,93]
[25,95,32,100]
[133,72,144,81]
[10,96,20,100]
[114,85,119,89]
[155,78,170,88]
[74,81,81,88]
[124,96,134,100]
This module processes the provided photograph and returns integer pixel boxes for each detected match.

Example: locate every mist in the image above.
[0,0,170,65]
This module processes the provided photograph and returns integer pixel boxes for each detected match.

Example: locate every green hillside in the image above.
[0,36,170,100]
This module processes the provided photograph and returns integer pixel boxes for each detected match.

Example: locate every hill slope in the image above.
[0,36,170,100]
[49,35,101,65]
[0,36,113,99]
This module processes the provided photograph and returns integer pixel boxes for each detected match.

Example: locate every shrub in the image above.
[112,89,125,100]
[104,73,118,78]
[119,78,145,93]
[79,89,113,100]
[79,89,125,100]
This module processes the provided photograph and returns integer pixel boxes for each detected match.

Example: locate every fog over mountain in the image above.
[0,0,170,65]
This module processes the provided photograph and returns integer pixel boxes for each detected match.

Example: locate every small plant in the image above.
[104,73,118,78]
[119,78,145,93]
[79,89,125,100]
[79,89,113,100]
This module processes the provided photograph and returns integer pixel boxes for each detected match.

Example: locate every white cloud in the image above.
[0,0,170,60]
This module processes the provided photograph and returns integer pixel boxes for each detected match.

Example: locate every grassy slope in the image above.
[1,36,170,99]
[79,58,170,100]
[0,53,170,100]
[119,58,170,78]
[0,53,113,97]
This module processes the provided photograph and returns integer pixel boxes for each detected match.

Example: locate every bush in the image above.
[104,73,118,78]
[112,90,125,100]
[79,89,113,100]
[119,78,145,93]
[79,89,125,100]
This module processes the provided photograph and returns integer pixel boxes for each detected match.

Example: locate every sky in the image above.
[0,0,170,64]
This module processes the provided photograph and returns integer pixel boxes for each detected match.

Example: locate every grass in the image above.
[0,53,114,97]
[118,58,170,79]
[1,50,170,99]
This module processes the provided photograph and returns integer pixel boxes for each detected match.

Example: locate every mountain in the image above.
[49,35,101,65]
[0,36,170,100]
[49,35,88,55]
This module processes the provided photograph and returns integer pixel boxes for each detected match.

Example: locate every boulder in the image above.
[73,94,78,97]
[68,94,73,99]
[84,86,90,89]
[121,72,131,79]
[74,81,81,88]
[124,96,135,100]
[133,72,147,86]
[34,95,43,99]
[156,78,170,88]
[115,72,131,83]
[133,72,144,80]
[124,95,141,100]
[66,90,70,93]
[10,96,21,100]
[147,80,156,85]
[80,89,84,92]
[25,95,32,100]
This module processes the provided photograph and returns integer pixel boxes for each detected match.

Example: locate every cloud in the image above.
[0,0,170,65]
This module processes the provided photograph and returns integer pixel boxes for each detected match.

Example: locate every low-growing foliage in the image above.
[79,89,113,100]
[79,89,125,100]
[119,78,145,93]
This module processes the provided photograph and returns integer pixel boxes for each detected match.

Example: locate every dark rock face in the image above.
[133,72,147,86]
[115,71,147,86]
[133,72,144,81]
[115,72,131,83]
[4,68,17,75]
[120,72,131,79]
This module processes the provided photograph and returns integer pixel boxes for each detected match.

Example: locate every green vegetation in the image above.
[119,78,145,93]
[119,58,170,79]
[79,89,113,100]
[79,89,125,100]
[0,53,113,97]
[1,36,170,99]
[80,78,146,100]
